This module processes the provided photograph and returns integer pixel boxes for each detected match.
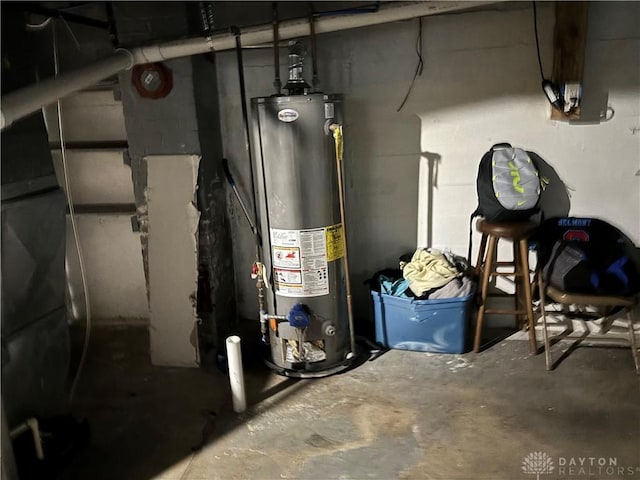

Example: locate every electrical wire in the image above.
[61,16,82,52]
[52,21,92,401]
[25,16,52,31]
[396,17,423,112]
[312,2,380,17]
[233,28,261,263]
[532,1,545,81]
[56,3,95,12]
[532,1,567,113]
[272,2,281,94]
[256,98,278,314]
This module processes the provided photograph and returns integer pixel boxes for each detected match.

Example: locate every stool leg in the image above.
[474,234,488,277]
[474,235,497,352]
[513,240,523,330]
[518,238,537,354]
[514,241,530,332]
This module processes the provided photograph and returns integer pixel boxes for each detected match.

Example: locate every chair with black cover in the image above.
[532,217,640,374]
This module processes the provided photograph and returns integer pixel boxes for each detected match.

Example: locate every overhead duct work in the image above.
[0,1,494,130]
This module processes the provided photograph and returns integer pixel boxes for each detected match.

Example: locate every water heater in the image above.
[251,93,356,376]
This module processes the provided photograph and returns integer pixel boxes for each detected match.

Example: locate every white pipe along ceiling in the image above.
[0,1,494,130]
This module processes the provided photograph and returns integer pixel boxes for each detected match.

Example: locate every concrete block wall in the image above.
[43,85,148,326]
[216,2,640,327]
[30,4,150,327]
[50,149,134,205]
[65,214,149,323]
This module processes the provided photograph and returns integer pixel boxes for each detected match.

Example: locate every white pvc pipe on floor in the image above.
[225,335,247,413]
[0,1,494,130]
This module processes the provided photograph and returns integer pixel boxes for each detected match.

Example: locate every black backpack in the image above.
[474,143,543,222]
[531,217,640,296]
[468,143,544,260]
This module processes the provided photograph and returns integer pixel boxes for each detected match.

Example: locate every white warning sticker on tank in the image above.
[274,268,302,285]
[271,229,299,247]
[271,227,329,297]
[273,246,301,269]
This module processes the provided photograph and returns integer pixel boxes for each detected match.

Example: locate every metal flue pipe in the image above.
[1,1,493,130]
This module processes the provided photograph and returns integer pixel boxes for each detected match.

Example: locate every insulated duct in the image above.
[0,1,494,130]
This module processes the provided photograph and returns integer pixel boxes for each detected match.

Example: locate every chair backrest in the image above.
[531,217,640,296]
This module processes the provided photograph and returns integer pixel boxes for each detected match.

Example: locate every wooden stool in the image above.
[473,219,538,353]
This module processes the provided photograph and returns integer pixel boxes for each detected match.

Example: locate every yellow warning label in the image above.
[325,223,344,262]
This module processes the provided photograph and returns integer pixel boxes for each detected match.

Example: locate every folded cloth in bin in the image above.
[380,276,411,298]
[429,275,474,299]
[402,249,461,297]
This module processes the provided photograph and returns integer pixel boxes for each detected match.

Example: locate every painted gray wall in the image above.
[217,2,640,330]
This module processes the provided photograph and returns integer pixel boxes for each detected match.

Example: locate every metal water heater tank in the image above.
[251,93,354,376]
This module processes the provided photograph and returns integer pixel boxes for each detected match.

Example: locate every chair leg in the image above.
[513,240,523,330]
[627,309,640,375]
[537,276,552,370]
[474,235,497,353]
[518,239,537,354]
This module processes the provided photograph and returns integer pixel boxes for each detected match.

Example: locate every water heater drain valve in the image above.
[324,324,336,336]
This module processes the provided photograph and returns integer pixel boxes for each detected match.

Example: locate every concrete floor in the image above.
[54,325,640,480]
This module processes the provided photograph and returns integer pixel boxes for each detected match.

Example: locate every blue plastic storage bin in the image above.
[371,291,473,353]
